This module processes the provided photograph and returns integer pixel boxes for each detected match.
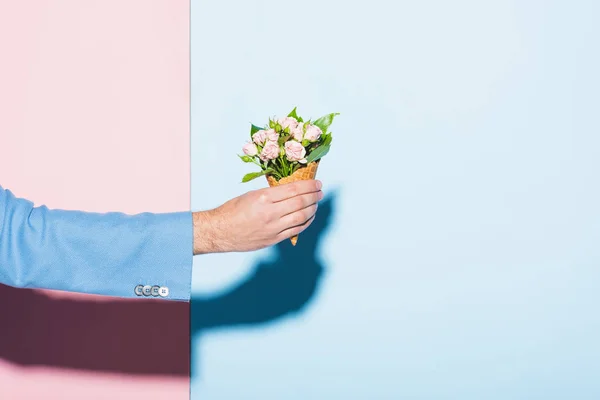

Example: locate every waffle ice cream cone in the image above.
[266,161,320,245]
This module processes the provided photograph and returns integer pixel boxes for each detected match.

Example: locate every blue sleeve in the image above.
[0,185,193,301]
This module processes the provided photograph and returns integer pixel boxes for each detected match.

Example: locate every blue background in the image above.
[190,1,600,398]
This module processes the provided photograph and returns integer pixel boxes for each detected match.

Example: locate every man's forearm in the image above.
[0,176,321,298]
[193,210,217,255]
[0,185,193,300]
[190,179,322,254]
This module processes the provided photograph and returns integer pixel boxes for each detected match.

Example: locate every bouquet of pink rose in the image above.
[238,107,339,245]
[239,107,338,183]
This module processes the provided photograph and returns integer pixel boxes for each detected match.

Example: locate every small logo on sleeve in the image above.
[135,284,169,298]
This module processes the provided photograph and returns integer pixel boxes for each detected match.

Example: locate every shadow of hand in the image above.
[192,191,337,332]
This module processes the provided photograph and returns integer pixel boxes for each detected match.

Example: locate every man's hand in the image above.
[192,180,323,254]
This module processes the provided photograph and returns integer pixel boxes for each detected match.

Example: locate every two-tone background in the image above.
[1,1,599,399]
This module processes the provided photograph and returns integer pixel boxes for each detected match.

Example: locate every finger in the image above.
[273,190,322,217]
[277,203,318,232]
[276,213,316,242]
[266,180,322,203]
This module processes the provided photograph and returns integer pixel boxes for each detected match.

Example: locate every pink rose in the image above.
[259,141,280,161]
[242,142,258,156]
[290,122,304,141]
[284,141,307,163]
[252,129,267,146]
[278,117,298,131]
[303,124,322,142]
[265,128,279,142]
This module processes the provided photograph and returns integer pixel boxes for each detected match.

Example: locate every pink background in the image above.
[0,1,190,398]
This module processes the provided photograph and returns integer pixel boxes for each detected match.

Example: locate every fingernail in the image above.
[316,180,322,190]
[318,191,324,200]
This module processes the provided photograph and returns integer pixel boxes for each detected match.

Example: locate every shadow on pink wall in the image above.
[0,193,336,377]
[0,287,190,376]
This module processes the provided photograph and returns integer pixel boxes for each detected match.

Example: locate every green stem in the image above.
[277,154,285,177]
[252,159,263,169]
[284,157,290,176]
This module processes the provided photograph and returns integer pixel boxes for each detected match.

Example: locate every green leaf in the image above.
[238,154,255,163]
[322,133,333,147]
[279,134,291,146]
[242,169,272,183]
[305,144,330,163]
[250,124,262,135]
[297,116,304,123]
[287,107,299,119]
[312,112,340,134]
